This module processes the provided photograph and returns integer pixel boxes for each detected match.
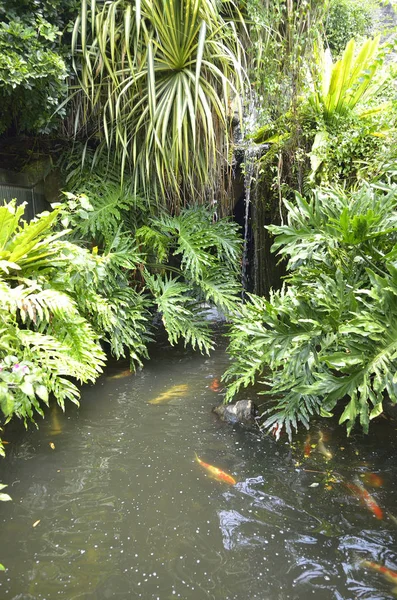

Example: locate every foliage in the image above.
[252,35,395,207]
[325,0,377,56]
[307,36,396,184]
[243,0,326,125]
[66,188,243,353]
[224,180,397,438]
[0,197,156,436]
[0,0,78,135]
[71,0,244,206]
[308,36,383,125]
[63,185,148,247]
[138,207,242,320]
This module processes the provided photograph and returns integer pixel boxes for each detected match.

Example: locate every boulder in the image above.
[213,399,257,426]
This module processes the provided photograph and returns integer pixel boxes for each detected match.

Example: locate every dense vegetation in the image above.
[1,0,396,443]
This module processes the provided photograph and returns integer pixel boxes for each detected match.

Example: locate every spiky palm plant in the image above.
[72,0,244,207]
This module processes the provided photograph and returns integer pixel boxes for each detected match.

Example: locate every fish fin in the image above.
[194,453,201,463]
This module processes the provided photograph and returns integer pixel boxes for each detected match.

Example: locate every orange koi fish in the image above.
[195,454,236,485]
[362,472,383,488]
[361,560,397,586]
[209,378,221,392]
[304,434,312,458]
[345,480,383,520]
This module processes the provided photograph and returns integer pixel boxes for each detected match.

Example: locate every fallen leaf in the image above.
[33,520,41,528]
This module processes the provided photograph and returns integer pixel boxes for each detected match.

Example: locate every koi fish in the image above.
[195,454,236,485]
[361,559,397,586]
[362,472,383,488]
[149,384,188,405]
[49,404,63,436]
[107,369,132,381]
[345,479,383,520]
[209,378,221,392]
[388,512,397,527]
[271,423,282,440]
[304,434,312,458]
[317,431,332,461]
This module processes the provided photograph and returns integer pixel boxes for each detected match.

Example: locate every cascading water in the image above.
[241,146,257,295]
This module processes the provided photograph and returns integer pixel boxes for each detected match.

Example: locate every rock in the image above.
[212,400,257,425]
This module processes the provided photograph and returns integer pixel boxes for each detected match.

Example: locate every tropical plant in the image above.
[224,179,397,438]
[137,207,243,351]
[0,200,106,427]
[308,36,384,125]
[325,0,377,56]
[0,196,157,438]
[243,0,326,124]
[0,0,79,135]
[67,189,243,352]
[71,0,244,206]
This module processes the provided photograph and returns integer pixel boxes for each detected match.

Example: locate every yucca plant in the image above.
[72,0,245,207]
[224,180,397,438]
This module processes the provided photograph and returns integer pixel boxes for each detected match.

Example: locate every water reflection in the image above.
[0,338,396,599]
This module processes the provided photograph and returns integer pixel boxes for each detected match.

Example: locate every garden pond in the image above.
[0,332,397,600]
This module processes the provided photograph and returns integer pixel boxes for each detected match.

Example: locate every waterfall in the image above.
[241,146,256,295]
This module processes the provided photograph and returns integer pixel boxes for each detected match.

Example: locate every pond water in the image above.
[1,332,397,600]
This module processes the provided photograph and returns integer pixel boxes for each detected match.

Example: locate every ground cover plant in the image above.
[224,176,397,438]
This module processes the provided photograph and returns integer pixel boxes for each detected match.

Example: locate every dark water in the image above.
[1,335,397,600]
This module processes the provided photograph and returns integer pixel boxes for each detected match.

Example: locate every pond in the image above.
[0,331,397,600]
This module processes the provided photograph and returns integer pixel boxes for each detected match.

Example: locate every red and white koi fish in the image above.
[345,479,383,520]
[361,559,397,587]
[195,454,236,485]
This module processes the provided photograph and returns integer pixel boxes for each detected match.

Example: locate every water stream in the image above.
[0,334,397,600]
[241,147,259,295]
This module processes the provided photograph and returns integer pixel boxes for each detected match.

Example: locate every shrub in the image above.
[224,178,397,438]
[325,0,377,56]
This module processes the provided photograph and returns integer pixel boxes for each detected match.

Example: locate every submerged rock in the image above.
[213,400,257,426]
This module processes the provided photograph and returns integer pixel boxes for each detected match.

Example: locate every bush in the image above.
[325,0,377,56]
[224,178,397,438]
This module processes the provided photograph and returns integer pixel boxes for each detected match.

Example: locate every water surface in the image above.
[1,335,397,599]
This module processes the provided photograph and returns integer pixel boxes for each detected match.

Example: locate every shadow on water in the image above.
[0,334,397,599]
